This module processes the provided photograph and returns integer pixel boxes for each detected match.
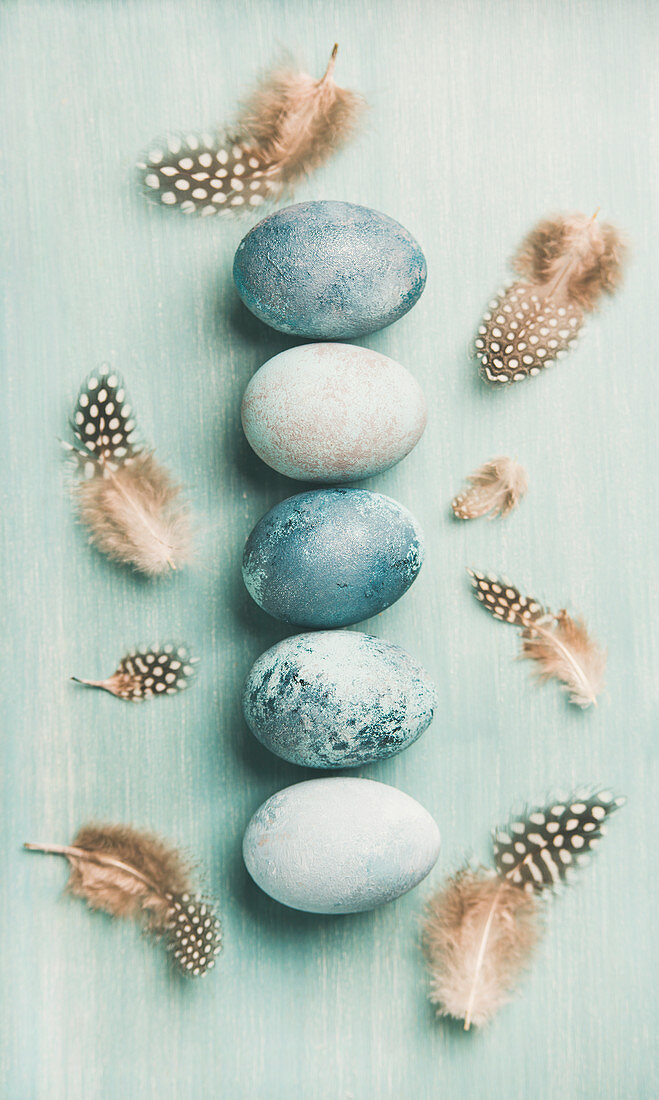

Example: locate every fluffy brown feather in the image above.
[138,45,365,215]
[452,457,528,520]
[513,212,625,309]
[240,44,363,184]
[75,452,192,577]
[423,868,541,1029]
[65,823,190,923]
[521,610,606,709]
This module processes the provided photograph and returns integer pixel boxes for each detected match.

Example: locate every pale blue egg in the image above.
[233,201,427,339]
[243,631,437,768]
[241,343,427,483]
[243,778,441,913]
[242,488,424,628]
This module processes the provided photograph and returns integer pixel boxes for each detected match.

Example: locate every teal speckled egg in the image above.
[241,343,427,482]
[242,488,424,627]
[242,778,441,913]
[233,201,427,339]
[243,631,437,768]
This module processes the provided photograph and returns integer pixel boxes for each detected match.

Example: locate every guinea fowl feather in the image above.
[475,211,626,383]
[71,644,198,701]
[423,792,624,1028]
[25,824,222,978]
[468,571,606,707]
[65,369,192,576]
[138,45,364,216]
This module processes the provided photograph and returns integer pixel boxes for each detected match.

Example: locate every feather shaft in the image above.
[463,882,504,1030]
[24,843,158,892]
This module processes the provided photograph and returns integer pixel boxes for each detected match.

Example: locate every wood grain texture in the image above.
[1,1,657,1097]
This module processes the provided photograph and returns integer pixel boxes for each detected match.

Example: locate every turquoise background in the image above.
[1,1,657,1097]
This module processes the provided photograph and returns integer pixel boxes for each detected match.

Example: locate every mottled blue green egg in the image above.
[242,489,424,627]
[243,778,441,914]
[243,631,437,768]
[233,201,427,339]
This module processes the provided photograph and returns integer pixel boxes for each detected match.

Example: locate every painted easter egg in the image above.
[242,488,424,627]
[243,631,437,768]
[233,201,427,339]
[241,343,427,483]
[242,778,441,913]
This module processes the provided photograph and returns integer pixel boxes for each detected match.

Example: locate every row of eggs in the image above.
[236,203,436,914]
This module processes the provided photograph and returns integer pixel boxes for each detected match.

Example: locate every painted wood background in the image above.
[1,2,657,1097]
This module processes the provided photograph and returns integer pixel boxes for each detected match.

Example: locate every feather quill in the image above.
[71,644,198,701]
[423,790,624,1028]
[468,571,606,707]
[452,457,527,519]
[64,369,192,576]
[475,211,626,384]
[138,45,365,216]
[25,824,222,977]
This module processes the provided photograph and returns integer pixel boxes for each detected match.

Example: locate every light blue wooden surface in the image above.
[1,2,657,1097]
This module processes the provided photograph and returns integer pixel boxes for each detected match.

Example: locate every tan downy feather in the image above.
[423,869,541,1030]
[513,212,625,310]
[75,451,192,577]
[241,44,364,185]
[521,610,606,709]
[452,457,528,520]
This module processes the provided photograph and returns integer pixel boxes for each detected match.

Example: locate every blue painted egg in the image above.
[233,201,427,339]
[241,343,427,482]
[243,778,441,913]
[243,631,437,768]
[242,488,424,627]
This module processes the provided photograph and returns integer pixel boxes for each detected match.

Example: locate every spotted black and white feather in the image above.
[64,369,142,472]
[468,571,606,707]
[65,368,192,576]
[163,892,222,978]
[137,45,364,217]
[492,791,625,893]
[423,789,624,1029]
[24,824,222,979]
[71,644,198,701]
[475,212,625,383]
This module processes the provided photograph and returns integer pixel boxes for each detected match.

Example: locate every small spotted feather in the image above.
[468,571,606,707]
[493,792,625,892]
[72,645,198,701]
